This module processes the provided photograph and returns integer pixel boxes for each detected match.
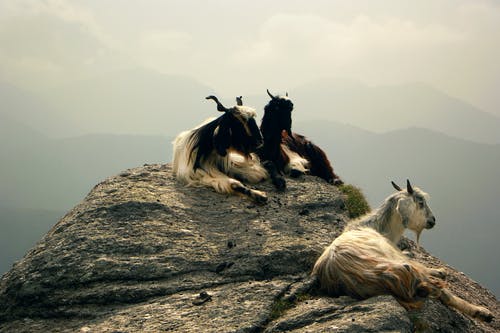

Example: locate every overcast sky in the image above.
[1,0,499,115]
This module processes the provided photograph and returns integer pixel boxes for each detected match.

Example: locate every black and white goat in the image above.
[172,96,268,203]
[312,180,493,322]
[259,90,343,190]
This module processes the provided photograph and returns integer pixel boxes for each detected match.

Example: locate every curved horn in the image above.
[391,181,402,192]
[236,96,243,106]
[267,89,276,99]
[406,179,414,195]
[206,95,229,112]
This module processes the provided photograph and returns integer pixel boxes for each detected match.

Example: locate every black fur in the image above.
[259,97,293,171]
[259,92,343,187]
[191,111,262,171]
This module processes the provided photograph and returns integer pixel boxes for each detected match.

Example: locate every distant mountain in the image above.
[0,114,45,150]
[0,81,82,137]
[286,79,500,144]
[0,206,63,274]
[10,73,500,143]
[0,116,171,210]
[295,120,500,297]
[37,68,217,136]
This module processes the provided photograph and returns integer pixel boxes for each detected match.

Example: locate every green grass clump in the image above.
[269,293,313,320]
[339,184,371,218]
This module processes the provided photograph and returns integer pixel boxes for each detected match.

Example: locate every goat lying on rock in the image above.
[259,90,343,190]
[312,180,493,322]
[172,96,268,203]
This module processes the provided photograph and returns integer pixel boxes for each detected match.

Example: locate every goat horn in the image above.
[206,95,229,112]
[236,96,243,106]
[267,89,276,99]
[391,181,402,191]
[286,92,288,97]
[406,179,414,195]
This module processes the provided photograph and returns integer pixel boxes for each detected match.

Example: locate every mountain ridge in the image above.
[289,78,500,144]
[4,72,500,143]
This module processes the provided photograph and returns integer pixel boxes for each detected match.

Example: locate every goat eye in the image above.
[418,201,425,208]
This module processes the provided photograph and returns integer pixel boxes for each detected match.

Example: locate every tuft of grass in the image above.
[339,184,371,218]
[269,293,313,320]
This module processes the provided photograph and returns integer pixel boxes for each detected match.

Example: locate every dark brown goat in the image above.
[258,90,343,190]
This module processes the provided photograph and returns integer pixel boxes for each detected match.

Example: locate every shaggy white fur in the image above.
[312,181,493,322]
[173,108,268,203]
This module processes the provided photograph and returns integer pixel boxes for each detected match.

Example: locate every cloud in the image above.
[0,0,131,86]
[134,29,193,72]
[1,1,499,113]
[222,8,500,113]
[231,13,463,71]
[1,0,106,42]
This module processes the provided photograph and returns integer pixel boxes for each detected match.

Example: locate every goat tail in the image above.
[305,142,338,182]
[289,136,340,184]
[311,244,341,296]
[172,129,195,180]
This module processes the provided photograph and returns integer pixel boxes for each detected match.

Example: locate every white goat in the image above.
[312,180,493,322]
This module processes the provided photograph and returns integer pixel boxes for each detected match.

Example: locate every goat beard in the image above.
[414,227,425,249]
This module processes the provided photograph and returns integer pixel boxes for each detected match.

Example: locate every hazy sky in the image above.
[1,0,499,114]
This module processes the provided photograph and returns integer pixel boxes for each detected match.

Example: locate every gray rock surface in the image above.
[0,164,498,332]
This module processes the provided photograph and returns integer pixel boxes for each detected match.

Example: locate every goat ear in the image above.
[213,121,231,156]
[391,181,402,191]
[396,200,410,227]
[406,179,414,195]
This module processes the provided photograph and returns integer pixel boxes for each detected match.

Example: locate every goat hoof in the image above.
[416,285,430,298]
[402,250,415,258]
[252,191,268,205]
[475,308,494,322]
[430,268,447,280]
[273,177,287,191]
[290,169,304,178]
[333,178,344,186]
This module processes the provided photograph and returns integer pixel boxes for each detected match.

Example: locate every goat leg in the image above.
[231,182,268,204]
[262,160,286,191]
[438,288,494,322]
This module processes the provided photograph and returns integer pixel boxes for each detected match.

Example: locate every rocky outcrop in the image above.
[0,164,498,332]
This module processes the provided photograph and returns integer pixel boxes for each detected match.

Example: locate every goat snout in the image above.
[426,216,436,229]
